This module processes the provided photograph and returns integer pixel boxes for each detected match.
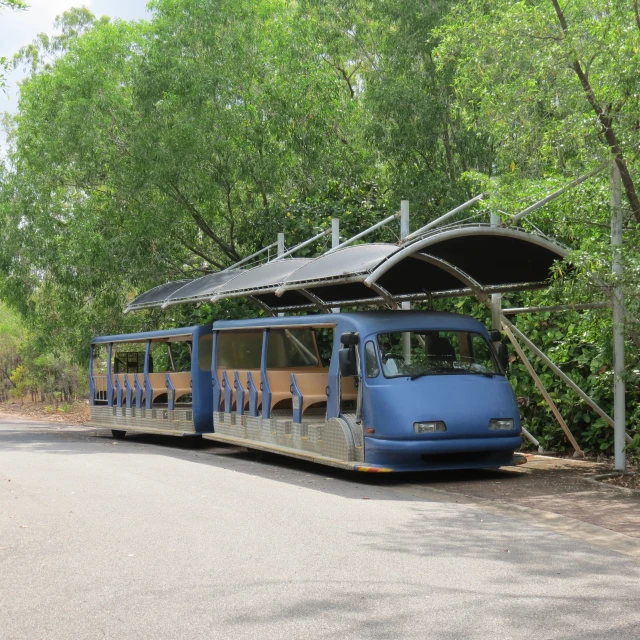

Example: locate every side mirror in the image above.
[489,329,502,343]
[497,342,509,370]
[340,332,359,346]
[338,347,358,377]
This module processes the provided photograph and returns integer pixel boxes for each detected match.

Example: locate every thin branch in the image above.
[164,183,241,261]
[321,55,357,98]
[176,237,226,270]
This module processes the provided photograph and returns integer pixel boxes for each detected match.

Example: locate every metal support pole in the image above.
[325,212,400,254]
[503,302,610,315]
[400,200,411,364]
[332,218,340,313]
[404,194,484,241]
[106,343,114,408]
[272,229,330,262]
[521,426,544,454]
[277,233,285,317]
[611,162,626,471]
[221,241,278,272]
[277,233,285,258]
[490,211,502,335]
[503,165,606,227]
[502,323,584,457]
[331,218,340,249]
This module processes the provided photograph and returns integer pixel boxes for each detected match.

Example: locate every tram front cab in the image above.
[349,312,522,471]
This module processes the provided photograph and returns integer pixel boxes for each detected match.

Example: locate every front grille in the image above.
[420,450,504,465]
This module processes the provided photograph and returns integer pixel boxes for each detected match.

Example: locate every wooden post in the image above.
[502,323,583,457]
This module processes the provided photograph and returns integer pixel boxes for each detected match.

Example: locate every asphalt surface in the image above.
[1,420,639,640]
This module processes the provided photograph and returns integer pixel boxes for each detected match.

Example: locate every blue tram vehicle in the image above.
[89,312,519,471]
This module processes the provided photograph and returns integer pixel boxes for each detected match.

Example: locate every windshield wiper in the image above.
[409,368,461,381]
[409,368,495,381]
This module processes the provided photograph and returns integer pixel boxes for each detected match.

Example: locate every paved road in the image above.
[1,420,639,640]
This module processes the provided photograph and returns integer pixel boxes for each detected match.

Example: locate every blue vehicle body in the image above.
[89,313,522,471]
[211,311,523,472]
[355,312,521,471]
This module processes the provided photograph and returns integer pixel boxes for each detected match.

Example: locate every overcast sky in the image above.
[1,0,150,151]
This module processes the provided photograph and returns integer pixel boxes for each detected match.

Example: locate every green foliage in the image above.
[0,302,24,400]
[0,301,85,403]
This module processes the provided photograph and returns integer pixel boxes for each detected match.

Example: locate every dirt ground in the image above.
[0,400,90,425]
[421,455,640,538]
[601,473,640,490]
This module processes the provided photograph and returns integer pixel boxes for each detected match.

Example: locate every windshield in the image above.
[376,330,502,379]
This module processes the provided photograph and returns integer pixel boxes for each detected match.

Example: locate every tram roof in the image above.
[124,224,569,314]
[91,325,210,345]
[212,311,488,334]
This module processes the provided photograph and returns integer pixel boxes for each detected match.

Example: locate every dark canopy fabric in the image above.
[125,280,191,313]
[211,259,313,301]
[161,270,242,308]
[124,225,569,313]
[405,227,565,288]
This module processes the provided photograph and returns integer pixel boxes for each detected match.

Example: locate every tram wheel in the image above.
[249,448,268,462]
[111,429,126,440]
[181,435,202,449]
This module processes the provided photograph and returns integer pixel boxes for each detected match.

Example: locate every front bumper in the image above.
[364,434,523,471]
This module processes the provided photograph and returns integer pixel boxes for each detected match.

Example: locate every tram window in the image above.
[267,329,320,368]
[113,344,146,373]
[314,328,333,367]
[364,341,380,378]
[170,341,192,372]
[199,335,212,371]
[150,343,171,373]
[217,330,263,369]
[376,330,501,378]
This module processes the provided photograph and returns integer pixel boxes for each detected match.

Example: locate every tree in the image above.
[436,1,640,219]
[0,2,376,355]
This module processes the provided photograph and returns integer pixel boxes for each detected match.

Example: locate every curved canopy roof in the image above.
[125,280,192,313]
[124,224,569,314]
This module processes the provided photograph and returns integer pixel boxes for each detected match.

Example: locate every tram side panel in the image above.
[206,321,364,468]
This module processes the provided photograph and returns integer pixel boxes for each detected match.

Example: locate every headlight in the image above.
[489,418,514,431]
[414,421,447,433]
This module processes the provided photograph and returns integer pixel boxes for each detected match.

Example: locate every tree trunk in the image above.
[550,0,640,222]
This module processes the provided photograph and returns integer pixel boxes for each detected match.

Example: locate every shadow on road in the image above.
[0,421,525,501]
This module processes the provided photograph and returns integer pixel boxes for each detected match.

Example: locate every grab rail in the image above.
[115,375,123,408]
[134,375,144,409]
[247,372,259,417]
[290,374,303,424]
[234,372,245,416]
[124,375,133,409]
[222,371,233,414]
[165,373,176,410]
